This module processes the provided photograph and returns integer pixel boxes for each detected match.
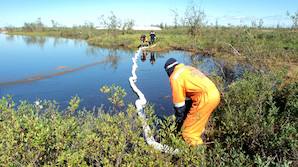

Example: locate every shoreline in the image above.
[3,30,297,81]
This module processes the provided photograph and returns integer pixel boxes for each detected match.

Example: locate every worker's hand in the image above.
[174,105,186,123]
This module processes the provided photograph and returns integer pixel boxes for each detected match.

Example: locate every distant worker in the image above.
[164,58,220,146]
[150,31,156,44]
[140,34,148,47]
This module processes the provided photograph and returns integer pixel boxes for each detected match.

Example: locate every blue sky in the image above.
[1,0,297,28]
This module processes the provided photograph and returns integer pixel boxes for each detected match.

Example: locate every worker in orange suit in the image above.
[164,58,220,146]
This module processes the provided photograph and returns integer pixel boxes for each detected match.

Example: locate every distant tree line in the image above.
[3,3,297,34]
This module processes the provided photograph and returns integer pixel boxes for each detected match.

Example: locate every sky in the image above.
[0,0,297,28]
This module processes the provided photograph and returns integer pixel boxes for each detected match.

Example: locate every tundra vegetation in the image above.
[1,5,297,166]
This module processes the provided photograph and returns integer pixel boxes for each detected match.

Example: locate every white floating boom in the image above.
[129,45,179,155]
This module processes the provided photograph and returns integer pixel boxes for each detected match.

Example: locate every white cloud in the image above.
[209,14,292,27]
[221,15,256,21]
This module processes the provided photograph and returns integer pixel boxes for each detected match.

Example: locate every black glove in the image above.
[175,100,193,133]
[175,105,186,123]
[174,105,186,133]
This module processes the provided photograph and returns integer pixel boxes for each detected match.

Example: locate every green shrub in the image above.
[210,68,297,166]
[0,95,206,166]
[0,68,296,166]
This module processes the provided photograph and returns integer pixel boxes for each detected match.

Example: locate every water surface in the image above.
[0,33,238,117]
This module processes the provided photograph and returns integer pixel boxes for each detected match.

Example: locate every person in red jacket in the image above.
[164,58,220,146]
[150,31,156,44]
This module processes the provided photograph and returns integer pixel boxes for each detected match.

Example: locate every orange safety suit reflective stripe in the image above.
[169,63,220,146]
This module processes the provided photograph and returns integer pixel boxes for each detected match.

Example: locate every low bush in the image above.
[0,67,296,166]
[208,67,297,166]
[0,95,205,166]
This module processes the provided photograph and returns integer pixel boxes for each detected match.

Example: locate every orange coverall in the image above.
[169,63,220,145]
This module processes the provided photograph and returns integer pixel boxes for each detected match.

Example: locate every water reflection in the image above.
[189,54,249,86]
[140,51,166,66]
[22,36,47,48]
[6,35,15,41]
[216,59,249,86]
[53,37,68,47]
[0,35,127,86]
[150,52,155,65]
[17,34,125,73]
[107,48,121,71]
[141,52,148,62]
[85,46,128,72]
[11,35,88,50]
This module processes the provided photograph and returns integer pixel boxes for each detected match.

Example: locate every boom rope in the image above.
[129,45,179,155]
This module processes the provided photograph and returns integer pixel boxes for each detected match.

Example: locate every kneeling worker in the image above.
[164,58,220,146]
